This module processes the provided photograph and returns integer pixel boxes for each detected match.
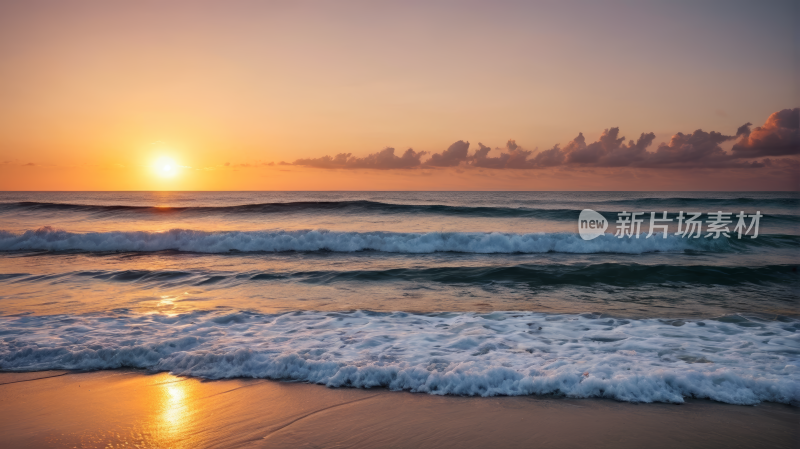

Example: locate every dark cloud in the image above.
[470,143,504,168]
[565,129,623,164]
[425,140,470,167]
[562,129,656,167]
[639,129,737,168]
[550,128,765,168]
[731,108,799,158]
[529,144,565,167]
[470,140,537,169]
[285,108,797,171]
[292,153,351,169]
[736,122,752,137]
[465,125,777,169]
[293,147,427,169]
[468,132,658,169]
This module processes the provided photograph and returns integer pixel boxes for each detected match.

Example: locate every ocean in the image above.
[0,191,798,405]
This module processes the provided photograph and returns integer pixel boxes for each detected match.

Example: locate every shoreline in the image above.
[1,370,797,448]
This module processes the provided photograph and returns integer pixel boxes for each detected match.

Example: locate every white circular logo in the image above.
[578,209,608,240]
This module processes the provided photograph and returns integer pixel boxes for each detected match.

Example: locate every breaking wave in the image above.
[1,310,797,405]
[0,227,734,254]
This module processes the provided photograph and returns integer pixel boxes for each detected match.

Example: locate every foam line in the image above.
[1,311,797,405]
[0,227,731,254]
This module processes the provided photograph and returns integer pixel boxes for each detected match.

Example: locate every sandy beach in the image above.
[1,370,797,448]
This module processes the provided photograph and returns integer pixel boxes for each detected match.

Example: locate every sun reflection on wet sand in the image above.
[157,378,194,444]
[4,370,796,449]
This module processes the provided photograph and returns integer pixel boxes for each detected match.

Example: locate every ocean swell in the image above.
[3,264,798,288]
[3,200,797,222]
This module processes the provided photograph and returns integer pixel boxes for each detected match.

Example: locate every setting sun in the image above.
[156,157,178,178]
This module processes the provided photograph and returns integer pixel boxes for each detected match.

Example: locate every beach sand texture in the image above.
[1,370,797,448]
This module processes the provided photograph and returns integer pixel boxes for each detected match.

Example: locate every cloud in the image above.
[283,108,797,171]
[471,140,538,169]
[466,124,781,169]
[640,129,743,168]
[470,143,504,168]
[563,129,657,167]
[293,147,428,169]
[468,132,659,169]
[529,144,566,167]
[736,122,752,137]
[731,108,800,158]
[538,127,770,169]
[425,140,470,167]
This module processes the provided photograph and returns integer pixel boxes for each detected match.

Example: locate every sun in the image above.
[155,157,178,178]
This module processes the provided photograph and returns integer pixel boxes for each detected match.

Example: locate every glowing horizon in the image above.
[0,0,796,191]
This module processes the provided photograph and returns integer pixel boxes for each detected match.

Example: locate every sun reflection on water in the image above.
[158,295,175,307]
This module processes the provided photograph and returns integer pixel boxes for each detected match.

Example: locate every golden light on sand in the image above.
[160,380,191,437]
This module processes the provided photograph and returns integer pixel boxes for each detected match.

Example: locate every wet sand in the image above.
[0,370,797,448]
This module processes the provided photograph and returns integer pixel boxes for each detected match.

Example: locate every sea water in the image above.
[0,191,798,404]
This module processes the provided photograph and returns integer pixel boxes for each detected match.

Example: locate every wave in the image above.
[0,227,737,254]
[4,264,798,288]
[1,310,797,405]
[3,200,797,222]
[249,263,797,287]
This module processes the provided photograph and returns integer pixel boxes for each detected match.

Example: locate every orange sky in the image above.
[0,1,797,191]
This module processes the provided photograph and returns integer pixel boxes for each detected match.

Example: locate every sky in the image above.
[0,0,797,191]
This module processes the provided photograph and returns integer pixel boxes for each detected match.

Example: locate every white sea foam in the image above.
[1,311,797,405]
[0,227,728,254]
